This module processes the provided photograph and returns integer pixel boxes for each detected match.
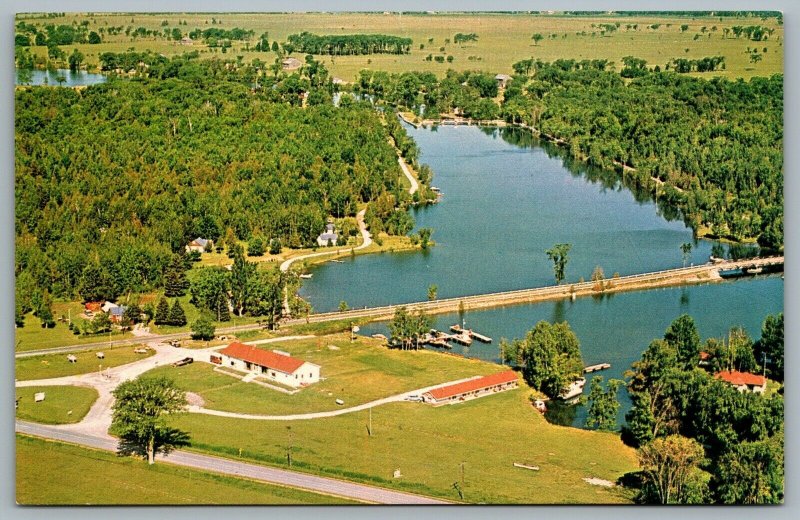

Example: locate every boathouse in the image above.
[715,370,767,394]
[217,342,321,388]
[422,370,518,405]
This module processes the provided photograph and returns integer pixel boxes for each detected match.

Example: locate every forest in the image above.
[355,60,783,249]
[15,53,411,306]
[284,32,413,55]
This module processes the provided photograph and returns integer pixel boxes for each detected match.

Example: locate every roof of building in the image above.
[84,302,102,312]
[109,306,128,317]
[699,351,710,361]
[101,301,119,312]
[189,237,209,247]
[218,342,315,374]
[425,370,518,400]
[715,370,766,387]
[495,73,512,80]
[282,57,302,68]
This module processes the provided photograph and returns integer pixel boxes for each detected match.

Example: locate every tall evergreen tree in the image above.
[215,292,231,322]
[167,299,187,326]
[154,297,170,325]
[163,255,190,297]
[230,244,255,316]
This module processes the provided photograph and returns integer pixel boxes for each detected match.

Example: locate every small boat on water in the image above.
[299,273,313,279]
[584,363,611,374]
[371,333,388,341]
[559,378,586,401]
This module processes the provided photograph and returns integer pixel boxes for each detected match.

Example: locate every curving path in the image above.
[398,156,418,195]
[187,375,482,421]
[279,208,372,315]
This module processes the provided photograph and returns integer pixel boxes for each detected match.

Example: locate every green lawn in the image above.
[143,334,498,415]
[173,388,637,504]
[16,435,359,505]
[15,386,98,425]
[16,346,155,381]
[20,12,783,80]
[15,303,134,352]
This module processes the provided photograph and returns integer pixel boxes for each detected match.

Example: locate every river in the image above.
[301,123,734,311]
[300,122,782,427]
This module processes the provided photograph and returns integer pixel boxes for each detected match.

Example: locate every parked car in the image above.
[172,357,193,367]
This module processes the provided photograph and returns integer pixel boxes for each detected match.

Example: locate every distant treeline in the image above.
[15,21,101,47]
[285,32,413,55]
[564,11,781,19]
[188,27,255,42]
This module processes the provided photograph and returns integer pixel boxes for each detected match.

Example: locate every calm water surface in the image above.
[302,122,782,427]
[16,68,107,87]
[359,276,783,426]
[301,124,722,311]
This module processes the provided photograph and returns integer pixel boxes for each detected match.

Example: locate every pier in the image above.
[584,363,611,374]
[449,324,493,343]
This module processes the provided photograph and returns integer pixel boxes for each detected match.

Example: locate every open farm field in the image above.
[18,12,782,80]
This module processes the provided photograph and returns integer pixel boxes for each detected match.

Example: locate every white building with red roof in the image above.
[422,370,518,405]
[216,342,321,388]
[715,370,767,394]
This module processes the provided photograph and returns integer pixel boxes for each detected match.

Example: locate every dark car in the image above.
[172,357,193,367]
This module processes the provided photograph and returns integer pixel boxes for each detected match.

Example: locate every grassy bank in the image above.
[16,434,358,505]
[15,386,98,424]
[173,389,637,503]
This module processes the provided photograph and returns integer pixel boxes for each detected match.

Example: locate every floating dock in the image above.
[584,363,611,374]
[449,324,492,343]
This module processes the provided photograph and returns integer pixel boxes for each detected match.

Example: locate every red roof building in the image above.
[423,370,518,404]
[217,342,321,388]
[715,370,767,393]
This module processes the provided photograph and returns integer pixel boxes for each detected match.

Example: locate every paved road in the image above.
[15,421,448,505]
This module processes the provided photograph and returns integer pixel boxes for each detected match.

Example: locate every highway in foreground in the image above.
[15,421,448,505]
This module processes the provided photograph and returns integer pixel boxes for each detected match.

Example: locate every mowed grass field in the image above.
[16,346,155,381]
[142,334,499,415]
[16,435,359,504]
[15,385,98,424]
[173,388,637,504]
[18,12,782,80]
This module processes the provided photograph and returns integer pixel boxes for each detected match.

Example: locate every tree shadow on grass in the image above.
[116,427,192,460]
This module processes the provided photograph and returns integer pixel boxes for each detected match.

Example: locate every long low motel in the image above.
[422,370,518,405]
[213,342,321,388]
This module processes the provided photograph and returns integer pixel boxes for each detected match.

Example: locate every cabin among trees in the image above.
[185,238,213,253]
[316,223,338,247]
[714,370,767,393]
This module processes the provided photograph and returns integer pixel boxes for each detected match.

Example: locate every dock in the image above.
[584,363,611,374]
[449,324,492,343]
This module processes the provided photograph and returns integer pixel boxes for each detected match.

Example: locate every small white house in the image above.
[316,223,338,247]
[217,342,321,388]
[186,237,212,253]
[715,370,767,394]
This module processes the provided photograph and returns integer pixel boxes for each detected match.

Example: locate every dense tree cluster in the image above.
[15,21,101,47]
[669,56,725,73]
[285,32,412,55]
[500,320,584,398]
[623,313,784,503]
[15,54,410,303]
